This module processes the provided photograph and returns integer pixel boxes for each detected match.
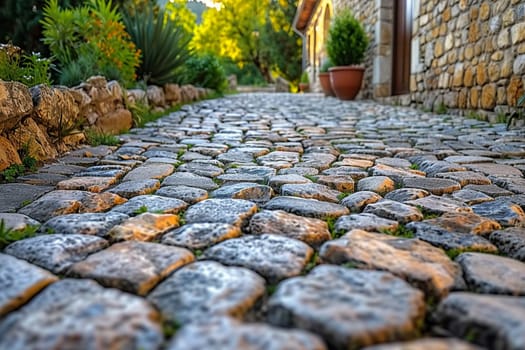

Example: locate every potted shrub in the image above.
[299,71,310,93]
[326,10,368,100]
[319,59,335,96]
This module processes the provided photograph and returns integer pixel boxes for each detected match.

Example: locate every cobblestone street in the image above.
[1,93,525,350]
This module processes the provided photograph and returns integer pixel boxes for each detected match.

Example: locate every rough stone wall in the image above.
[412,0,525,115]
[333,0,379,99]
[0,75,209,171]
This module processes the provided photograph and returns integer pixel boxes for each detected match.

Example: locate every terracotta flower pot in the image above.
[298,83,310,93]
[318,72,335,96]
[329,66,365,100]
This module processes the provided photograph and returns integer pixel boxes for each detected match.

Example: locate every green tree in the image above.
[0,0,82,54]
[261,0,302,83]
[192,0,273,82]
[192,0,301,83]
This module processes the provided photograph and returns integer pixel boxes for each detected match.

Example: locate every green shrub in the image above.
[326,9,368,66]
[41,0,140,86]
[85,129,121,146]
[123,6,192,85]
[0,44,52,86]
[320,58,333,73]
[181,54,227,92]
[300,71,309,84]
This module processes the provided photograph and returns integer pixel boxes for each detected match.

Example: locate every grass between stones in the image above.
[0,219,40,249]
[162,320,182,339]
[85,129,121,146]
[304,175,318,182]
[380,224,415,238]
[302,252,319,275]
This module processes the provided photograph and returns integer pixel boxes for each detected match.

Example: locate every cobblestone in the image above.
[1,93,525,348]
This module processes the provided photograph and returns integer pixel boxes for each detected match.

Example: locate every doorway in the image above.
[392,0,413,95]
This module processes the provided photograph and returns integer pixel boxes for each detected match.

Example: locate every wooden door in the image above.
[392,0,413,95]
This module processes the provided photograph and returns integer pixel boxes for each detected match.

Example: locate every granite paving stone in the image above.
[489,227,525,261]
[248,210,331,248]
[68,241,194,295]
[0,253,58,317]
[472,199,525,226]
[463,183,514,197]
[107,179,160,198]
[357,176,395,195]
[403,177,461,195]
[267,174,312,191]
[281,182,342,203]
[18,190,127,222]
[335,213,399,233]
[406,195,473,214]
[111,195,188,216]
[341,191,383,212]
[203,234,314,283]
[0,183,54,213]
[161,223,242,249]
[450,189,494,205]
[434,293,525,350]
[40,212,129,237]
[155,185,208,204]
[456,252,525,295]
[264,196,349,219]
[148,261,265,323]
[108,213,180,242]
[167,316,327,350]
[0,213,40,232]
[364,199,423,223]
[122,164,175,182]
[5,93,525,349]
[406,221,499,253]
[211,182,274,203]
[185,198,257,227]
[320,230,465,298]
[267,265,425,350]
[362,338,482,350]
[0,279,163,349]
[162,172,219,190]
[384,188,430,202]
[4,234,108,274]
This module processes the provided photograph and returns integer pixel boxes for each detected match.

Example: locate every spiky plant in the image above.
[123,6,192,85]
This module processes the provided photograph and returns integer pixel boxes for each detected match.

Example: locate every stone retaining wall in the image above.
[0,76,209,171]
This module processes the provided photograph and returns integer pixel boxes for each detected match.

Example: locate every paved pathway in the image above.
[1,93,525,350]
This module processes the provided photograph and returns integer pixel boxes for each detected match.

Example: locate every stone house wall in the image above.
[411,0,525,116]
[323,0,525,116]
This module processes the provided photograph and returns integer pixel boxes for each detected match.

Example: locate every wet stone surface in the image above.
[3,93,525,348]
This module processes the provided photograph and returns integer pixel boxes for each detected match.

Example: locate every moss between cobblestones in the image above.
[380,224,415,239]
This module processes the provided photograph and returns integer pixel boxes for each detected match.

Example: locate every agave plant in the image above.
[123,6,192,85]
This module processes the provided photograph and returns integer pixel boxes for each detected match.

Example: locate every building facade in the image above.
[294,0,525,116]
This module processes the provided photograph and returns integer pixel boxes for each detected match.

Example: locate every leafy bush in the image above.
[320,58,333,73]
[41,0,140,86]
[123,6,192,85]
[326,9,368,66]
[0,44,52,86]
[300,71,309,84]
[181,54,227,92]
[222,59,266,86]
